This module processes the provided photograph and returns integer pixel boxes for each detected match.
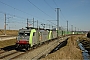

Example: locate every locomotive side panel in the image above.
[52,31,57,38]
[39,30,48,43]
[32,31,39,46]
[48,31,52,40]
[29,29,37,47]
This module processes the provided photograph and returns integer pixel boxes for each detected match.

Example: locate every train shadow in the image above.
[1,45,26,52]
[39,38,68,59]
[1,45,16,51]
[49,38,68,54]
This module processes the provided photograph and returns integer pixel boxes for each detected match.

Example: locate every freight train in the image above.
[15,27,57,50]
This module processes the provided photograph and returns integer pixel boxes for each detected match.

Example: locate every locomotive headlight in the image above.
[17,40,19,43]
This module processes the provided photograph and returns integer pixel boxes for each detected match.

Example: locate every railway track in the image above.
[0,41,48,60]
[13,37,68,59]
[0,37,68,60]
[32,40,59,59]
[0,50,25,59]
[0,38,56,59]
[32,37,68,60]
[0,50,5,54]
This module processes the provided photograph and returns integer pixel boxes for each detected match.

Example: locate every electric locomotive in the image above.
[15,27,57,50]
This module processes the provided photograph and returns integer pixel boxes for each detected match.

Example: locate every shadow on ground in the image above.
[80,39,90,55]
[1,45,26,52]
[1,45,16,51]
[49,38,68,54]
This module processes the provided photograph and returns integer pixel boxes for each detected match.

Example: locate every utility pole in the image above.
[75,27,76,34]
[52,26,53,29]
[33,18,34,28]
[37,20,39,43]
[37,20,38,29]
[67,21,68,34]
[75,27,76,32]
[78,28,79,31]
[27,18,28,27]
[4,14,6,35]
[56,8,60,37]
[71,25,73,34]
[49,24,50,29]
[9,27,10,30]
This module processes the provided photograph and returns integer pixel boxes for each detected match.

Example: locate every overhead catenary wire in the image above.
[0,11,34,23]
[52,0,69,28]
[47,20,57,26]
[60,11,67,21]
[0,11,29,28]
[0,11,27,20]
[38,21,55,28]
[0,16,4,20]
[8,21,26,24]
[0,1,46,21]
[0,0,55,21]
[0,11,45,29]
[0,0,58,29]
[0,1,33,17]
[27,0,54,19]
[44,0,54,11]
[53,0,58,7]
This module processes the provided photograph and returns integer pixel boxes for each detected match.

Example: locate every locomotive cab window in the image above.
[19,33,24,36]
[18,31,30,36]
[25,33,30,36]
[25,31,30,36]
[33,32,35,36]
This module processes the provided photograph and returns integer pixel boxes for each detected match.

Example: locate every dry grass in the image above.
[41,35,84,60]
[0,30,18,35]
[0,30,18,48]
[0,39,16,48]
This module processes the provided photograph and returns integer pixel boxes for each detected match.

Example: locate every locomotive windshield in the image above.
[19,33,30,36]
[25,32,30,36]
[19,33,24,36]
[18,31,30,36]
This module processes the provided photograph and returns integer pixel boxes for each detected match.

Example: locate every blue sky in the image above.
[0,0,90,31]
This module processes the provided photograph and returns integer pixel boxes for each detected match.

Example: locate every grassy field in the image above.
[0,39,16,48]
[41,35,84,60]
[0,30,18,48]
[0,30,18,35]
